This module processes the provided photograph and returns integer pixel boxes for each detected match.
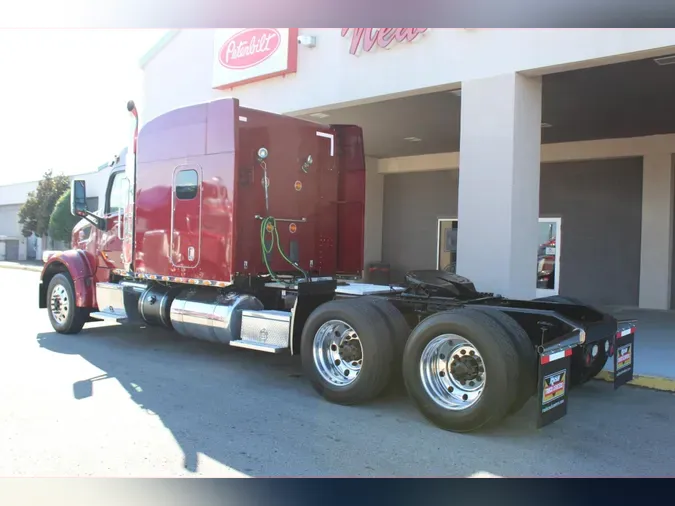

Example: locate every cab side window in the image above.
[107,171,126,215]
[77,224,92,244]
[175,169,199,200]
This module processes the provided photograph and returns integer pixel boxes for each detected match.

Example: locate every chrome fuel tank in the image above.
[169,289,264,343]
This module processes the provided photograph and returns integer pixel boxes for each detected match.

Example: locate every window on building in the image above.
[175,169,199,200]
[107,171,126,215]
[437,219,458,273]
[536,217,562,296]
[436,216,563,297]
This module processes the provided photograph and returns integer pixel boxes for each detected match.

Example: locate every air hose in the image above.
[260,216,309,283]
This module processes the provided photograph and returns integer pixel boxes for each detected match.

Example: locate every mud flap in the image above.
[613,321,636,389]
[536,348,573,428]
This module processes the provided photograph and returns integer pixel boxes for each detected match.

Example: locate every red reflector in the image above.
[616,325,636,339]
[540,348,573,365]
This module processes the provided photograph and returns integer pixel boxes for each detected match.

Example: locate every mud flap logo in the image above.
[542,370,566,409]
[616,344,632,372]
[537,352,571,428]
[613,327,635,389]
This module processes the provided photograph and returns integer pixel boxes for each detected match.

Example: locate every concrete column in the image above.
[363,156,384,275]
[639,153,674,310]
[456,73,542,299]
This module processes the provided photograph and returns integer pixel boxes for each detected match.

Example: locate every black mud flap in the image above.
[536,348,573,429]
[613,320,637,389]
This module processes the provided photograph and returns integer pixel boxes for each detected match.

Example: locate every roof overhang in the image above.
[138,30,181,70]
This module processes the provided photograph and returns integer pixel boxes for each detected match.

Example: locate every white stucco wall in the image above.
[0,204,24,237]
[0,180,40,207]
[140,28,675,126]
[0,167,112,258]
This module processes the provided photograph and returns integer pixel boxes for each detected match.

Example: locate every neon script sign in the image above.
[341,28,428,55]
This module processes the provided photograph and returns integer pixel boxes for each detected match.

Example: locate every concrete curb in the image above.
[595,370,675,393]
[0,263,42,273]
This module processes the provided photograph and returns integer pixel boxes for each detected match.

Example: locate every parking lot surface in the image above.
[1,268,674,477]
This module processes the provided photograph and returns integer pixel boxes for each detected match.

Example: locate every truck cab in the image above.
[35,97,637,435]
[70,154,128,282]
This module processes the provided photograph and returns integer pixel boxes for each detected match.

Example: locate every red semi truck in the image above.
[39,98,636,433]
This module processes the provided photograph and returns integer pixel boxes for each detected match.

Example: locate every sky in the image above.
[0,29,167,186]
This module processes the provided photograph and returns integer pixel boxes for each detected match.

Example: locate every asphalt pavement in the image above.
[1,268,674,477]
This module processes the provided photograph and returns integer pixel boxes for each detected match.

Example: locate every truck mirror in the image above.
[71,180,88,217]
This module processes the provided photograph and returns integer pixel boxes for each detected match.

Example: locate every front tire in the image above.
[300,298,394,405]
[402,308,520,433]
[47,273,88,334]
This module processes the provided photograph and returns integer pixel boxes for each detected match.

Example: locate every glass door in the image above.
[536,217,562,298]
[437,219,458,273]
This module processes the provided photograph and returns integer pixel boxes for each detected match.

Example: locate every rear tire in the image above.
[402,308,520,433]
[300,298,394,405]
[47,273,88,335]
[360,296,410,383]
[466,307,537,414]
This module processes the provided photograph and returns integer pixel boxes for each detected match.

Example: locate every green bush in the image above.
[49,189,80,244]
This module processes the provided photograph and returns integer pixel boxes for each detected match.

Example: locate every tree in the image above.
[18,169,71,244]
[49,189,80,243]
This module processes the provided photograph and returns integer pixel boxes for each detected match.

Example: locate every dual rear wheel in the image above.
[301,299,536,432]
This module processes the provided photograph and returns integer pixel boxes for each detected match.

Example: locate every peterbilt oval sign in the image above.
[218,28,281,70]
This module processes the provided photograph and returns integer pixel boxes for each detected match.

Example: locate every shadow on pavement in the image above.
[33,324,564,477]
[36,324,308,475]
[36,324,458,476]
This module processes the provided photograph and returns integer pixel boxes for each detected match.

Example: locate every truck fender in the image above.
[39,250,96,309]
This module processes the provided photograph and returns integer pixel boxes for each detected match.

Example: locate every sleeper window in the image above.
[175,169,199,200]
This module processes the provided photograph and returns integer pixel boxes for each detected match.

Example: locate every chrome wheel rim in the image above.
[420,334,486,411]
[313,319,363,387]
[50,284,70,325]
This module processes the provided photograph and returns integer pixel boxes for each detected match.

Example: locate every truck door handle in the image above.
[117,209,123,240]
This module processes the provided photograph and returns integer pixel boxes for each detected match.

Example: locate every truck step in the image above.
[229,340,287,354]
[238,309,292,350]
[89,311,127,322]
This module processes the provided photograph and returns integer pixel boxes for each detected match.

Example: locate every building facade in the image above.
[134,28,675,310]
[0,162,113,261]
[3,28,675,310]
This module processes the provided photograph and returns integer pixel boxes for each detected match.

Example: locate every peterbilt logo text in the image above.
[218,28,281,70]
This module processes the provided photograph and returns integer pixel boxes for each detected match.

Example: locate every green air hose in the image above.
[260,216,309,283]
